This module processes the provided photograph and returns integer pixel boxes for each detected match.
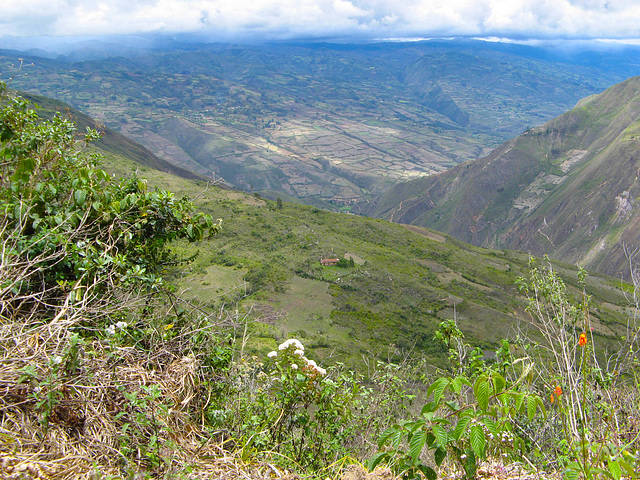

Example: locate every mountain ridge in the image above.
[365,76,640,279]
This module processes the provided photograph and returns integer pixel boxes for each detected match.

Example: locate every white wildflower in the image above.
[115,321,128,330]
[306,359,318,368]
[461,454,467,460]
[294,349,304,356]
[278,338,304,351]
[51,355,63,365]
[33,386,41,394]
[291,364,298,370]
[267,351,278,358]
[106,325,116,336]
[315,366,327,375]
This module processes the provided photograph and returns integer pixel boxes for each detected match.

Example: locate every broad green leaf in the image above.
[74,189,87,205]
[391,428,404,449]
[464,450,477,478]
[453,416,471,442]
[483,417,498,437]
[470,425,486,459]
[474,376,490,412]
[564,465,581,480]
[409,430,426,463]
[421,402,436,415]
[432,424,448,447]
[378,426,397,448]
[434,447,447,467]
[492,373,506,395]
[535,396,547,419]
[417,465,437,480]
[527,395,537,421]
[515,392,525,413]
[618,457,634,476]
[368,452,389,471]
[427,377,449,404]
[445,401,459,412]
[608,459,622,480]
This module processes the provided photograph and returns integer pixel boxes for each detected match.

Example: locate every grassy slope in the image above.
[100,149,628,368]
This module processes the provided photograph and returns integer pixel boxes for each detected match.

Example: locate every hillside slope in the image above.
[365,77,640,279]
[21,91,209,182]
[15,89,631,366]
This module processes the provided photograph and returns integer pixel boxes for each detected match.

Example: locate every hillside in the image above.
[2,39,632,209]
[5,86,640,480]
[20,91,209,182]
[112,143,631,369]
[24,86,627,366]
[365,77,640,280]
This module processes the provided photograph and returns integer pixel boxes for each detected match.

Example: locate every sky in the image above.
[2,0,640,42]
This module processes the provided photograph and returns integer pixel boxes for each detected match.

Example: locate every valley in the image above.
[2,39,631,209]
[366,77,640,280]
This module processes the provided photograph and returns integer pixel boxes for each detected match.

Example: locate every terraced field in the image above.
[3,39,629,208]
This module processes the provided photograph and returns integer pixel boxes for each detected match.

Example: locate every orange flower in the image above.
[550,394,555,403]
[579,333,587,347]
[555,386,563,396]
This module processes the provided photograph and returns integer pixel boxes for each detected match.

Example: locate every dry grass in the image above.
[0,306,306,480]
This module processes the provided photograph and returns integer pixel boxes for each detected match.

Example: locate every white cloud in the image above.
[3,0,640,40]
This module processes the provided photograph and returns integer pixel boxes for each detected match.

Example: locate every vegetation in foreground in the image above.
[2,85,640,480]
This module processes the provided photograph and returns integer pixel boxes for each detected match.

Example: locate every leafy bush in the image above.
[0,81,219,324]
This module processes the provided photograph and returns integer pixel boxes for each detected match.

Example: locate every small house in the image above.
[321,258,339,266]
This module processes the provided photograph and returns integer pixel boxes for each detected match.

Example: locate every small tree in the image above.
[0,81,219,324]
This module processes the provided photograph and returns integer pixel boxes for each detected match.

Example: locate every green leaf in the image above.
[378,426,396,448]
[453,416,472,442]
[74,189,87,205]
[434,447,447,467]
[368,452,389,471]
[608,459,622,480]
[483,417,498,437]
[464,450,477,478]
[391,428,404,449]
[564,464,581,480]
[527,395,537,422]
[492,372,506,395]
[432,424,448,447]
[450,376,461,394]
[474,376,490,412]
[470,425,486,459]
[535,396,547,419]
[409,430,426,463]
[427,377,449,404]
[417,465,437,480]
[618,457,635,476]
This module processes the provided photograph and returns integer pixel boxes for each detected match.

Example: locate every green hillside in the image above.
[17,88,635,366]
[366,77,640,280]
[105,151,631,369]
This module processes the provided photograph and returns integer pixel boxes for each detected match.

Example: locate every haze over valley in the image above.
[3,38,639,210]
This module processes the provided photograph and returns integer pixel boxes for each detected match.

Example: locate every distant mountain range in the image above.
[3,38,638,208]
[365,77,640,279]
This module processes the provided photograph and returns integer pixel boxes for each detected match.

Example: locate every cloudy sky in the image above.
[2,0,640,42]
